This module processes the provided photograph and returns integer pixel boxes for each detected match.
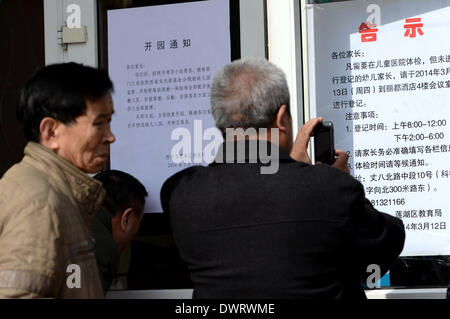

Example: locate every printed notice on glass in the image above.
[108,0,229,213]
[307,0,450,256]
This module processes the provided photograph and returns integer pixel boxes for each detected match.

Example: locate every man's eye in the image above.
[93,122,103,126]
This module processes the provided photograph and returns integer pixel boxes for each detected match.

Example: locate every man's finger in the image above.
[296,117,323,147]
[301,117,323,136]
[332,149,350,173]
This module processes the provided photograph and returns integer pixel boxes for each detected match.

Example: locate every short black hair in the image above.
[94,170,148,218]
[16,62,114,142]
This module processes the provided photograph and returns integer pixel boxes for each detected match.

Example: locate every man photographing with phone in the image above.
[292,118,349,172]
[162,58,405,299]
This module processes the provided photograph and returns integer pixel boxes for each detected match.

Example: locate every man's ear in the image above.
[120,208,134,232]
[39,117,60,150]
[274,104,290,133]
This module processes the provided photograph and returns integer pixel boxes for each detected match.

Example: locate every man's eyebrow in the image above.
[95,111,114,120]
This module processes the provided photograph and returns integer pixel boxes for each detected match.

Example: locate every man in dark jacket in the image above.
[91,170,147,293]
[161,58,405,299]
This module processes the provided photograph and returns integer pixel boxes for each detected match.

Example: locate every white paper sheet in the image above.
[108,0,229,213]
[307,0,450,256]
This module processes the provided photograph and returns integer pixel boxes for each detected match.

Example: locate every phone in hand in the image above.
[313,121,335,165]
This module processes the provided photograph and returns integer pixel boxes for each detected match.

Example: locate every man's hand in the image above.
[290,118,351,174]
[290,117,322,164]
[332,150,350,174]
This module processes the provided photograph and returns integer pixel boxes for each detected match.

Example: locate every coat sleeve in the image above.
[345,180,406,281]
[0,199,66,298]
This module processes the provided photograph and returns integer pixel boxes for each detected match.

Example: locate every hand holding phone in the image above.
[290,117,323,163]
[313,121,335,165]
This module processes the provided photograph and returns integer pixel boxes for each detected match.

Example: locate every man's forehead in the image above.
[85,94,114,115]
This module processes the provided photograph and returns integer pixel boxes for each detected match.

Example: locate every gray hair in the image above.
[210,58,290,135]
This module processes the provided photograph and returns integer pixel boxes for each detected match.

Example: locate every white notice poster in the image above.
[108,0,229,213]
[307,0,450,256]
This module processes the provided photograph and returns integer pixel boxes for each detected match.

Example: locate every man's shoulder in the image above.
[160,165,210,210]
[0,160,72,225]
[162,165,205,188]
[280,160,359,185]
[163,161,359,190]
[0,161,48,204]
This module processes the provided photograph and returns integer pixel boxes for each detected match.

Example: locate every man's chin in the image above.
[83,159,107,174]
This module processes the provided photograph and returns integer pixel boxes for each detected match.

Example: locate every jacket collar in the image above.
[95,207,114,234]
[24,142,105,225]
[211,140,293,165]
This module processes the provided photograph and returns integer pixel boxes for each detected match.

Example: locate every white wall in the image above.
[266,0,304,133]
[239,0,267,59]
[44,0,98,66]
[44,0,266,66]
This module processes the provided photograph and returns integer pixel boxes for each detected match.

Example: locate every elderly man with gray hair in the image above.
[161,58,405,299]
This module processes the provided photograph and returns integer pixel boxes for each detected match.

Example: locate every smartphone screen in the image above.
[313,121,335,165]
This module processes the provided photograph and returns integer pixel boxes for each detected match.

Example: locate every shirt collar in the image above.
[211,140,293,165]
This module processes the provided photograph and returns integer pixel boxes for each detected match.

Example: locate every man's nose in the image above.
[106,127,116,144]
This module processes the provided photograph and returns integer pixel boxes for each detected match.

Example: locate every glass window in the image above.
[303,0,450,290]
[97,0,240,291]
